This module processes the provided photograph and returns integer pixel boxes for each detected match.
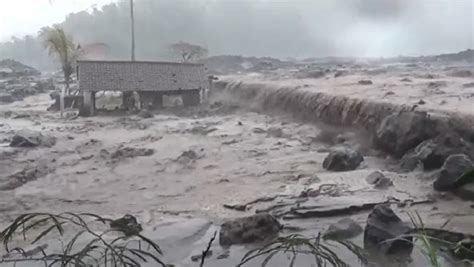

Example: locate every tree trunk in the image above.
[130,0,135,61]
[64,72,70,95]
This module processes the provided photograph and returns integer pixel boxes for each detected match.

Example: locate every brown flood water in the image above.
[0,92,473,266]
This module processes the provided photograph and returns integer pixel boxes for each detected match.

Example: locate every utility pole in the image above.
[130,0,135,61]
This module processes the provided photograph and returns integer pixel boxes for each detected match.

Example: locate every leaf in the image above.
[32,222,65,244]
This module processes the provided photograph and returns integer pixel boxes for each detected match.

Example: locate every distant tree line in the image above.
[0,0,312,70]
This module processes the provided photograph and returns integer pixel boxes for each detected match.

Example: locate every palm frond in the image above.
[238,233,365,267]
[0,212,165,267]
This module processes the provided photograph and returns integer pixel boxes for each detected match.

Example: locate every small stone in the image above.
[237,121,243,126]
[217,252,229,260]
[366,171,384,184]
[138,109,153,118]
[219,214,281,246]
[110,214,143,236]
[300,175,321,186]
[267,127,284,138]
[358,80,373,85]
[252,127,266,134]
[418,99,426,105]
[322,145,364,171]
[323,218,363,240]
[191,251,213,262]
[384,91,395,97]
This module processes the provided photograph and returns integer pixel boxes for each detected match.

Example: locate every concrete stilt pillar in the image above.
[152,93,163,109]
[123,92,132,110]
[82,91,94,116]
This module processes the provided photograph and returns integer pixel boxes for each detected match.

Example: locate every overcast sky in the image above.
[0,0,115,41]
[0,0,473,57]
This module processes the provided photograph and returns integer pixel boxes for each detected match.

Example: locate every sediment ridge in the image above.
[215,78,474,158]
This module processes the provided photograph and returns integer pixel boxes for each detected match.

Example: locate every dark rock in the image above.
[110,147,154,159]
[138,109,154,118]
[456,183,474,201]
[9,129,56,147]
[323,218,363,240]
[191,251,213,262]
[219,213,281,246]
[399,154,422,172]
[433,154,473,191]
[110,214,143,236]
[427,81,448,88]
[223,204,247,211]
[383,91,395,97]
[366,171,393,189]
[252,127,266,134]
[366,171,385,184]
[400,78,412,82]
[374,111,435,157]
[334,70,349,78]
[406,133,474,170]
[295,70,325,79]
[450,70,472,78]
[0,93,14,103]
[417,99,426,105]
[462,82,474,88]
[266,127,283,138]
[358,80,373,85]
[364,205,413,254]
[322,145,363,171]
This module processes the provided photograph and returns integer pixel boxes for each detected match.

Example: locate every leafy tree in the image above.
[169,41,208,62]
[39,26,80,95]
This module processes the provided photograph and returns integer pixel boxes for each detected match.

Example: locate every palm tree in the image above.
[40,26,80,95]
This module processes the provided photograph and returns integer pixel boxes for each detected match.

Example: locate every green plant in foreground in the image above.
[408,212,441,267]
[0,212,165,266]
[237,234,367,267]
[408,211,474,267]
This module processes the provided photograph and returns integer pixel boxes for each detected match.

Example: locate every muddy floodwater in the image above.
[1,90,473,267]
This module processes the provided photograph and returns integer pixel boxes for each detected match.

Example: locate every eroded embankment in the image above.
[214,79,474,158]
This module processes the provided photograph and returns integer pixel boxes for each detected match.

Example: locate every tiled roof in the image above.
[78,60,207,92]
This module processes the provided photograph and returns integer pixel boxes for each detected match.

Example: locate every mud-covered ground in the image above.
[1,93,473,266]
[1,60,474,266]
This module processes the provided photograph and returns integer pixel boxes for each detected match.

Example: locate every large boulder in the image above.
[374,111,435,158]
[9,129,56,148]
[433,154,473,191]
[364,205,413,254]
[322,145,363,171]
[323,218,363,240]
[402,133,474,171]
[219,214,281,246]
